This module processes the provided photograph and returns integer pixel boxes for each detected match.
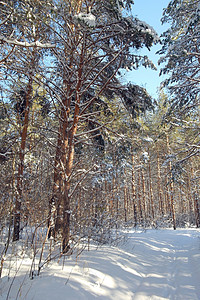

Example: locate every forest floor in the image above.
[0,228,200,300]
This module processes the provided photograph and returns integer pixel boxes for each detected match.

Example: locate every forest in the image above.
[0,0,200,291]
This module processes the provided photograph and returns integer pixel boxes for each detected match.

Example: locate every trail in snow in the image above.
[0,229,200,300]
[125,229,200,300]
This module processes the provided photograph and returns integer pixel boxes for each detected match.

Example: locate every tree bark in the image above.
[166,134,176,230]
[13,77,33,241]
[131,154,137,226]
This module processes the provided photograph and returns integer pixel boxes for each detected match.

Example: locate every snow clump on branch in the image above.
[134,18,159,42]
[74,13,96,28]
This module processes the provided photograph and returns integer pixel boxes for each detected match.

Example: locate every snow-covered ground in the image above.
[0,228,200,300]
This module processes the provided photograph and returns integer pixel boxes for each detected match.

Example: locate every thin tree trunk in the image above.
[48,132,62,239]
[191,162,200,228]
[164,168,171,216]
[166,134,176,230]
[186,171,193,224]
[137,169,143,223]
[131,154,137,227]
[148,151,154,220]
[157,147,164,216]
[13,77,33,241]
[141,168,146,222]
[124,185,127,223]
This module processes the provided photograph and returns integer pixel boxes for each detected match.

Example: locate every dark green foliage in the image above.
[13,90,27,120]
[118,83,155,118]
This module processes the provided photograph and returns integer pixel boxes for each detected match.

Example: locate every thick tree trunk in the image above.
[50,48,84,252]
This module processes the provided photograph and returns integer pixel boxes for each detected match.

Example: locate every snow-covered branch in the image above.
[0,36,55,48]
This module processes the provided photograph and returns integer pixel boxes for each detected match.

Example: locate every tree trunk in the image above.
[50,39,84,252]
[157,147,164,216]
[141,168,146,222]
[148,151,154,220]
[137,169,143,223]
[166,134,176,230]
[131,155,137,227]
[48,132,62,239]
[191,162,200,228]
[13,78,33,241]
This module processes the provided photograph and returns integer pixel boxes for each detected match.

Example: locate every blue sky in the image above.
[123,0,170,99]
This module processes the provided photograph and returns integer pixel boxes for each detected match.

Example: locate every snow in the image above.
[74,13,96,28]
[134,18,159,42]
[1,229,200,299]
[141,151,149,163]
[0,35,55,48]
[142,136,154,143]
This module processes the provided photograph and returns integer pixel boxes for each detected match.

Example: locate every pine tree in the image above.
[45,0,159,252]
[159,0,200,110]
